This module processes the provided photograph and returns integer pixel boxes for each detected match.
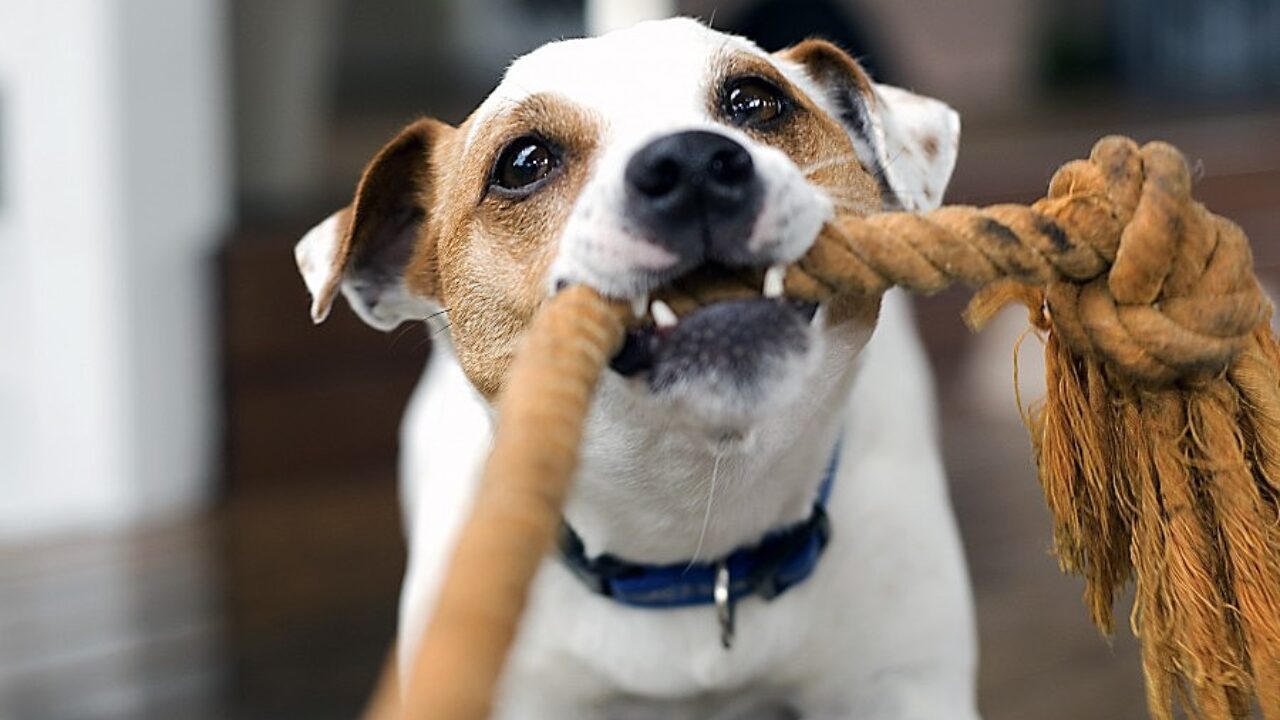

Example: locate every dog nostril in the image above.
[634,157,682,198]
[709,148,753,187]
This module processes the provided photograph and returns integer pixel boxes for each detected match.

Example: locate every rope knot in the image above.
[1038,137,1269,385]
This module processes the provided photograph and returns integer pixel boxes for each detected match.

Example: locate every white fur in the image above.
[869,84,960,211]
[297,18,975,719]
[295,211,342,323]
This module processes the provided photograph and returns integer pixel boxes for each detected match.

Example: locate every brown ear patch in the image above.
[776,39,874,101]
[314,118,448,322]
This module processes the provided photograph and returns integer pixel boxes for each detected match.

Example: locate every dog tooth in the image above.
[763,265,786,299]
[651,299,678,328]
[631,294,649,319]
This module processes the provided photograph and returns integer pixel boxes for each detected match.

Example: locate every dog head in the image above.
[296,18,958,448]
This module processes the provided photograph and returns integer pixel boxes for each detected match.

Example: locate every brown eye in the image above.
[722,77,790,128]
[491,136,560,194]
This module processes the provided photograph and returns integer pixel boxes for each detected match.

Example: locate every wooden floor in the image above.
[0,482,406,720]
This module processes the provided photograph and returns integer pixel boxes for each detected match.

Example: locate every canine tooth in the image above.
[631,294,649,319]
[763,265,786,299]
[651,299,678,328]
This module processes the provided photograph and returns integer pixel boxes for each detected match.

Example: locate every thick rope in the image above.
[400,286,628,720]
[394,136,1280,720]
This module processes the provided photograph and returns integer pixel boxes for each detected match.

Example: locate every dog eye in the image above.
[491,136,560,194]
[722,77,790,128]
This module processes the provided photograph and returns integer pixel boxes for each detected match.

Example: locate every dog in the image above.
[296,18,978,719]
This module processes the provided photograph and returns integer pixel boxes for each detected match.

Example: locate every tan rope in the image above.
[400,286,628,720]
[394,136,1280,720]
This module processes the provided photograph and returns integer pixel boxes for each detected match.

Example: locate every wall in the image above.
[0,0,229,539]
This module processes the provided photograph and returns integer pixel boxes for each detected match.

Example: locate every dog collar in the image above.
[557,442,840,648]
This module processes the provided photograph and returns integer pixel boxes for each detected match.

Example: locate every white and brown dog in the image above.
[296,18,978,720]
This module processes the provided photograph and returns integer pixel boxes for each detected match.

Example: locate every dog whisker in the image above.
[832,199,873,213]
[876,145,949,201]
[411,321,451,351]
[808,179,876,198]
[685,450,725,572]
[390,324,418,350]
[812,184,868,201]
[800,153,860,177]
[884,144,909,168]
[811,184,880,215]
[816,180,937,210]
[393,308,450,350]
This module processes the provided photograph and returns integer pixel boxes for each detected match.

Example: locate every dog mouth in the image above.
[609,261,820,380]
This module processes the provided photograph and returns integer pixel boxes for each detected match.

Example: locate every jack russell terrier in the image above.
[296,18,977,720]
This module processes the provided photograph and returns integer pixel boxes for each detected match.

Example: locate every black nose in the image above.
[625,131,762,266]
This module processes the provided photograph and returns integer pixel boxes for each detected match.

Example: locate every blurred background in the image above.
[0,0,1277,718]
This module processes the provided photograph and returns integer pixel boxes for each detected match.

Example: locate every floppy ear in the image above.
[779,39,960,211]
[294,118,446,330]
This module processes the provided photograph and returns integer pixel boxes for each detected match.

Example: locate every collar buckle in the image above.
[714,560,735,649]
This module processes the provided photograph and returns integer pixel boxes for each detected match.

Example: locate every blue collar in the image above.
[557,444,840,619]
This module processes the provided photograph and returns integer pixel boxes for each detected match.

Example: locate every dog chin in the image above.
[615,302,827,450]
[655,351,821,448]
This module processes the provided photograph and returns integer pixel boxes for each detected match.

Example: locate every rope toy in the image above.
[399,136,1280,720]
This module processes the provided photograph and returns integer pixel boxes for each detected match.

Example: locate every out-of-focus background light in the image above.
[0,0,1276,718]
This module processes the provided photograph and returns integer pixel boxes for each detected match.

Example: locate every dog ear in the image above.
[779,39,960,211]
[294,118,446,330]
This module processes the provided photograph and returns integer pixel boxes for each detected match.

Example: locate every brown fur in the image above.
[418,94,602,398]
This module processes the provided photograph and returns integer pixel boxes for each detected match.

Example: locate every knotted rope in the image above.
[396,136,1280,720]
